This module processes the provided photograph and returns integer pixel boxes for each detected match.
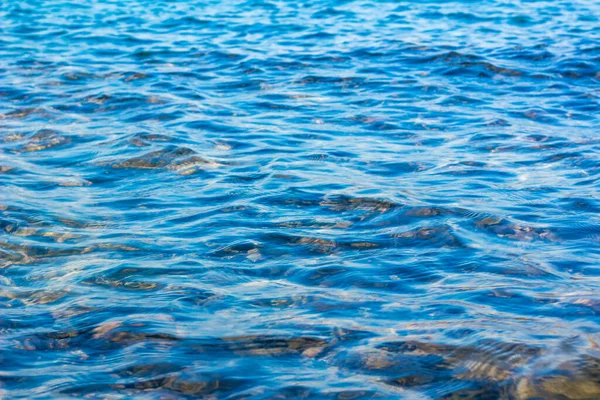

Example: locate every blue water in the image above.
[1,0,600,398]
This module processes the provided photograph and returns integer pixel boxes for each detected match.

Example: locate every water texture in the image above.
[1,0,600,398]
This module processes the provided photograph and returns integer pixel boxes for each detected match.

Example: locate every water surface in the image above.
[1,0,600,398]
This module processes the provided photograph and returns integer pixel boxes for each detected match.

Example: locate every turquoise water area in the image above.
[1,0,599,398]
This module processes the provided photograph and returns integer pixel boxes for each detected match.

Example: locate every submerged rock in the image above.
[112,147,196,169]
[129,132,172,147]
[219,335,329,357]
[476,218,559,242]
[15,129,70,153]
[375,339,543,385]
[320,196,397,214]
[514,356,600,400]
[112,146,223,174]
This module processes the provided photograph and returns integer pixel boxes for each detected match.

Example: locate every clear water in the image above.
[1,0,600,398]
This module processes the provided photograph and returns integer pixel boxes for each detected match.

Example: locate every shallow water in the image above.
[1,0,600,398]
